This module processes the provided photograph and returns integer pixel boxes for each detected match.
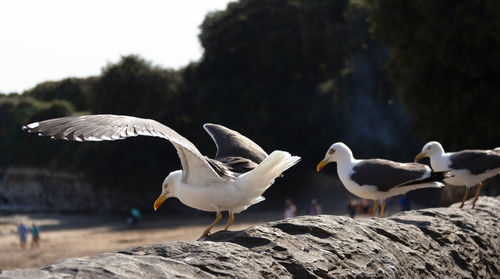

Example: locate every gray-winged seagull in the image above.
[415,141,500,208]
[23,114,301,239]
[317,142,449,217]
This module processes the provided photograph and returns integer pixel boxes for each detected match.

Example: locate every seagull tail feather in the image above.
[397,170,451,188]
[391,171,451,196]
[238,151,301,194]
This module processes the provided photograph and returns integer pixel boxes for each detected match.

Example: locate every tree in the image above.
[0,96,75,167]
[184,0,367,158]
[90,55,182,121]
[367,0,500,149]
[23,78,93,110]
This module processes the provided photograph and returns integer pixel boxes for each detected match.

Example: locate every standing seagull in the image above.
[317,142,449,217]
[415,141,500,208]
[23,115,300,239]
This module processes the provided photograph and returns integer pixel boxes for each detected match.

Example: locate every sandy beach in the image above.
[0,212,281,271]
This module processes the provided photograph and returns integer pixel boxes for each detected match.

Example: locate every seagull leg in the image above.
[471,182,483,209]
[380,199,386,218]
[224,211,234,231]
[199,211,222,239]
[460,187,470,208]
[372,200,379,217]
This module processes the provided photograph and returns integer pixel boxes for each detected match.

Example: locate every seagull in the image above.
[415,141,500,208]
[317,142,449,217]
[23,115,301,239]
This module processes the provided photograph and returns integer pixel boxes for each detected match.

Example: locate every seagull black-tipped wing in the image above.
[449,150,500,175]
[351,159,432,191]
[203,123,267,163]
[23,114,223,184]
[203,123,268,174]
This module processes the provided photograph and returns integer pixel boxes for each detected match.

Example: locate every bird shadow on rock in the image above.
[391,218,431,228]
[205,229,272,249]
[471,207,498,218]
[271,222,333,239]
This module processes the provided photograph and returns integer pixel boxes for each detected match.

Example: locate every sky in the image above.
[0,0,233,93]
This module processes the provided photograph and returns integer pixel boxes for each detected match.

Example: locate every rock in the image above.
[2,196,499,278]
[0,167,99,213]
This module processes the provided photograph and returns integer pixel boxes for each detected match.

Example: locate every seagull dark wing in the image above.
[449,150,500,175]
[203,123,267,163]
[203,123,268,175]
[23,114,223,184]
[351,159,430,191]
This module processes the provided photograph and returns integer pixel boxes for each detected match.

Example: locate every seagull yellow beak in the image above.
[316,160,329,172]
[414,152,426,163]
[154,193,168,211]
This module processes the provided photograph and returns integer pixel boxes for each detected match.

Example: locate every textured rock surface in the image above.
[2,197,499,278]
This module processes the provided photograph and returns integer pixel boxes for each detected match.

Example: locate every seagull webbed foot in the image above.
[471,182,482,209]
[460,187,471,209]
[197,234,209,241]
[198,230,211,240]
[198,211,222,241]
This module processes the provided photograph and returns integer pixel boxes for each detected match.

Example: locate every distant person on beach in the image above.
[127,208,142,227]
[399,195,411,211]
[31,223,40,248]
[347,198,357,218]
[309,199,322,216]
[283,198,297,218]
[17,223,27,249]
[361,199,371,215]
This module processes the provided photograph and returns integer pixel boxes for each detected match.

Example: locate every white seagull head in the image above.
[316,142,353,171]
[415,141,445,162]
[153,170,182,210]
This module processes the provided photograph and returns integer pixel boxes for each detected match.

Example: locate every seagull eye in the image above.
[426,146,431,150]
[329,149,335,155]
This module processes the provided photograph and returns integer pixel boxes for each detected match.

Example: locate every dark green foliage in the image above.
[0,97,75,167]
[29,100,75,123]
[367,0,500,149]
[23,77,93,110]
[90,55,183,119]
[199,0,354,84]
[186,0,366,160]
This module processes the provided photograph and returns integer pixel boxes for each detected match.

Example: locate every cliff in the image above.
[0,167,99,213]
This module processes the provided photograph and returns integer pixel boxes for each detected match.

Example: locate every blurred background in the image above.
[0,0,499,268]
[1,0,500,214]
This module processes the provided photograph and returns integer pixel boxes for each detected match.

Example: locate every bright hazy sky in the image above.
[0,0,233,93]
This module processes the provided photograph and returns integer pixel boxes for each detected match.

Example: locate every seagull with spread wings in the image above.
[23,115,300,239]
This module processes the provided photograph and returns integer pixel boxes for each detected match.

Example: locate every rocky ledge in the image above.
[2,197,499,279]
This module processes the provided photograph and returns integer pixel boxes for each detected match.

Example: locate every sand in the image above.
[0,212,280,271]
